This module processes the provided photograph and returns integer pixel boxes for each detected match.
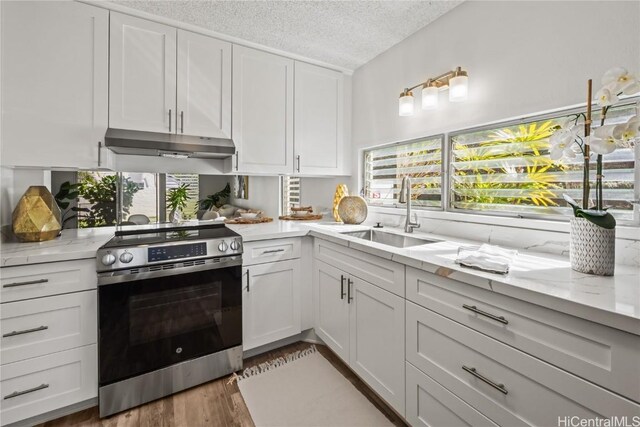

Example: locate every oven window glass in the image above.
[99,264,242,386]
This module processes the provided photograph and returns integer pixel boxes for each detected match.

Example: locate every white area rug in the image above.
[237,346,394,427]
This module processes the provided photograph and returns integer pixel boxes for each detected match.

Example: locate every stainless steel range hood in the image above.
[104,128,235,159]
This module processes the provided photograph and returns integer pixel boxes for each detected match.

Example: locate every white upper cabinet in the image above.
[1,1,109,169]
[294,62,344,175]
[232,45,294,174]
[177,30,231,138]
[109,13,177,133]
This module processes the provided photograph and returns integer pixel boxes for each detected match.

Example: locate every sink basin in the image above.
[340,229,439,248]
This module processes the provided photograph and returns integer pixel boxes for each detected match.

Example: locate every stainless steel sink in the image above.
[340,229,439,248]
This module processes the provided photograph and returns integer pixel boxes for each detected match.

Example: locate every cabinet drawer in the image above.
[1,291,97,365]
[0,345,97,426]
[0,260,96,303]
[406,362,497,427]
[406,302,640,427]
[406,267,640,402]
[243,238,301,266]
[314,238,404,297]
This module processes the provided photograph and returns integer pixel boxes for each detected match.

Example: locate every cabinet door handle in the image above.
[4,383,49,400]
[3,278,48,288]
[98,141,102,167]
[180,111,184,134]
[235,151,239,171]
[462,366,508,395]
[347,278,353,303]
[245,269,250,292]
[340,275,346,300]
[3,325,48,338]
[462,304,508,325]
[262,249,285,254]
[296,155,301,173]
[169,109,172,132]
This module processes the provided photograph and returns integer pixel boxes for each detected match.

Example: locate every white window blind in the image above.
[364,136,443,209]
[449,102,638,222]
[281,176,301,214]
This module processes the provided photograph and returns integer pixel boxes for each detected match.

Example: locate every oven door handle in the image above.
[98,257,243,286]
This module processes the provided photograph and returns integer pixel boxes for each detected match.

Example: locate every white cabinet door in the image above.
[294,62,344,175]
[177,30,231,138]
[232,46,294,174]
[1,1,109,169]
[349,277,405,416]
[110,12,176,133]
[243,260,301,351]
[313,261,350,362]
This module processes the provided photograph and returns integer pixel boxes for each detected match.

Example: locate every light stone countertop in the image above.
[1,220,638,335]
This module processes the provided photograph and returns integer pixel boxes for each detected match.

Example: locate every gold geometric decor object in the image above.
[332,184,349,222]
[12,186,62,242]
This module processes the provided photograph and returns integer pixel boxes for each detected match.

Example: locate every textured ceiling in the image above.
[113,1,463,70]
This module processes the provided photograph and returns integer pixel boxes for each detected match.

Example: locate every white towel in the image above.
[455,244,518,274]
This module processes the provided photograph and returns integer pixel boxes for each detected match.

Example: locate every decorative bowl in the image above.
[240,212,259,219]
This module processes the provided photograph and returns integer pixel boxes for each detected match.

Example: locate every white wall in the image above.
[350,0,640,187]
[349,0,640,265]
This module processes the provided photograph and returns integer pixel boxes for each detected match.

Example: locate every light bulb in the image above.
[421,85,439,110]
[398,91,414,116]
[449,75,468,102]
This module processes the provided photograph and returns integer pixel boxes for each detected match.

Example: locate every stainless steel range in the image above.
[96,223,243,417]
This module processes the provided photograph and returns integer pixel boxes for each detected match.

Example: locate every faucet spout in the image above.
[400,176,420,233]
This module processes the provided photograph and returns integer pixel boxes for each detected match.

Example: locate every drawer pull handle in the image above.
[262,249,285,254]
[3,325,48,338]
[4,383,49,400]
[462,304,508,325]
[245,269,250,292]
[340,275,346,299]
[462,366,508,395]
[3,278,49,288]
[347,278,353,303]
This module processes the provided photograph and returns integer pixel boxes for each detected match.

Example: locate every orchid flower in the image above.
[601,67,640,96]
[595,85,619,107]
[589,127,618,154]
[620,115,640,142]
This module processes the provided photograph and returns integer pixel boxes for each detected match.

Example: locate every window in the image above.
[70,172,200,227]
[281,176,301,214]
[364,136,443,209]
[449,102,637,222]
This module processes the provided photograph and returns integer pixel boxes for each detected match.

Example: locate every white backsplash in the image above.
[363,210,640,268]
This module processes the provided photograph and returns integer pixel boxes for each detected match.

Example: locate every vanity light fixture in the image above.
[398,66,469,116]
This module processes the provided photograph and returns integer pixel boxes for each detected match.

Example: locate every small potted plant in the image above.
[549,67,639,275]
[167,183,191,223]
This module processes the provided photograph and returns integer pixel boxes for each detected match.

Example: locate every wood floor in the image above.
[41,342,407,427]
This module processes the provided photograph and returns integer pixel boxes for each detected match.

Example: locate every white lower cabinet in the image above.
[314,260,350,361]
[406,362,497,427]
[406,301,640,426]
[313,259,405,416]
[0,345,98,426]
[1,291,97,365]
[243,259,302,351]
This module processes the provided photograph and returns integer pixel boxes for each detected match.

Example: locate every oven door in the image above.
[98,258,242,387]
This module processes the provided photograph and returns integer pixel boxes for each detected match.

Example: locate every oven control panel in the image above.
[148,242,208,262]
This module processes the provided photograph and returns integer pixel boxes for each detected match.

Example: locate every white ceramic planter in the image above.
[570,217,615,276]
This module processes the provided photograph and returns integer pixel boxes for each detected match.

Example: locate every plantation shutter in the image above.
[281,176,301,214]
[449,102,637,221]
[364,136,443,208]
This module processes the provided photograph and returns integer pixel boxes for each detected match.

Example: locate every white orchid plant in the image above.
[549,67,640,229]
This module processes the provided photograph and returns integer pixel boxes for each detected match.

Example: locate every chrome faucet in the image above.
[399,176,420,233]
